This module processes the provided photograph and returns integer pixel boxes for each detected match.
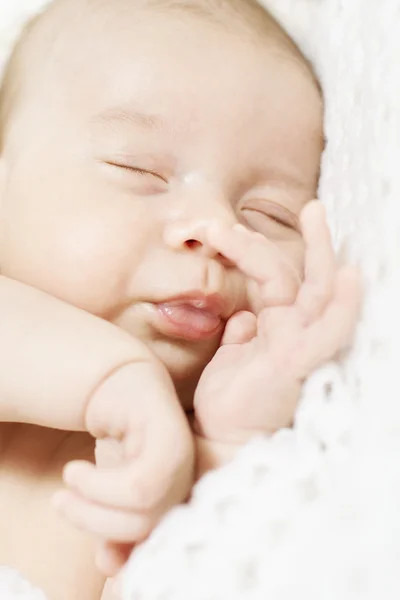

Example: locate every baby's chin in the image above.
[150,335,221,409]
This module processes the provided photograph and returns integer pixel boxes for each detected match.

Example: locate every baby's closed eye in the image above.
[101,159,169,195]
[106,162,167,182]
[240,199,301,238]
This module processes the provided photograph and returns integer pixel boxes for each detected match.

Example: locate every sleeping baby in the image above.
[0,0,360,598]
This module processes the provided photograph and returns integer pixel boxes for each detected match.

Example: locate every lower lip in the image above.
[154,303,223,342]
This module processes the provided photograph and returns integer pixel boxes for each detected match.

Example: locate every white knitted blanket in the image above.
[1,1,399,599]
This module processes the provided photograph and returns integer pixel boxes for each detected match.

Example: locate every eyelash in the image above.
[106,162,167,183]
[243,207,299,232]
[268,214,293,228]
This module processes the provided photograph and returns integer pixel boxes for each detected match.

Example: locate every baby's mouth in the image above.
[152,294,226,342]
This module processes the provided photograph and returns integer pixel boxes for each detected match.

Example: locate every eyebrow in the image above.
[90,106,165,132]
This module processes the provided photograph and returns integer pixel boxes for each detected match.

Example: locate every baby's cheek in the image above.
[34,236,126,315]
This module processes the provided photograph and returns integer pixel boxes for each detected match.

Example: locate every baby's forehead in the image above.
[0,0,317,150]
[6,0,306,80]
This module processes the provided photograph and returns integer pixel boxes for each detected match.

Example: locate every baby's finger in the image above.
[258,305,301,345]
[63,460,160,512]
[96,541,132,577]
[63,444,188,512]
[298,266,362,375]
[221,311,257,345]
[53,489,152,542]
[95,438,123,468]
[84,362,194,510]
[296,201,336,325]
[207,223,299,305]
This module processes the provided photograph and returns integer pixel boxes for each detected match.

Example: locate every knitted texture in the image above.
[1,1,398,599]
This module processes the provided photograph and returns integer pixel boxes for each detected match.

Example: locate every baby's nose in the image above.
[164,220,230,261]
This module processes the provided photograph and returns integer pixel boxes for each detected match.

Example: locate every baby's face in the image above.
[0,5,322,403]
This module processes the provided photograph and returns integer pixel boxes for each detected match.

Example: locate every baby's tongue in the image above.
[161,304,221,333]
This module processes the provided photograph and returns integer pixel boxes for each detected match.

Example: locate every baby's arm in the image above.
[0,275,194,541]
[0,275,161,429]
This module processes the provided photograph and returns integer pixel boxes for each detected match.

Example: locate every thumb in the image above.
[221,311,257,345]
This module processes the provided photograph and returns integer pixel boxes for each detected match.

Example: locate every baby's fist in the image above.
[54,358,194,562]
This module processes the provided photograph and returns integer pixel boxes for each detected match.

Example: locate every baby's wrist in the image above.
[193,430,240,481]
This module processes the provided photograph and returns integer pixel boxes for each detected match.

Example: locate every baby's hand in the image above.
[52,345,194,574]
[193,202,361,472]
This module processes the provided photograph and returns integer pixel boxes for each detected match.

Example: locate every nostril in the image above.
[183,239,231,265]
[185,239,201,249]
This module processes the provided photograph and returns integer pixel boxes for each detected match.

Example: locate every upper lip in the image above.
[158,292,229,319]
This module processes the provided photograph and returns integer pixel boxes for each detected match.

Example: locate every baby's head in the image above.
[0,0,323,405]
